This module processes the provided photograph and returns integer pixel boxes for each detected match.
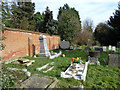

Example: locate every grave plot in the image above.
[18,74,58,88]
[61,62,88,81]
[61,57,89,81]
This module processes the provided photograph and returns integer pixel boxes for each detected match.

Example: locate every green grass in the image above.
[3,49,120,88]
[85,65,120,88]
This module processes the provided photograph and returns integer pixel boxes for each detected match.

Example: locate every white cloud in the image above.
[32,0,119,27]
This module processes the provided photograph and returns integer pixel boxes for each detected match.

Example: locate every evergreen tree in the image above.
[34,12,44,32]
[17,1,35,30]
[43,6,58,35]
[58,4,81,43]
[1,1,35,31]
[94,23,111,45]
[1,2,12,27]
[107,2,120,45]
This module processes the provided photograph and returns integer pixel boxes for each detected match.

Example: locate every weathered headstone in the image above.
[84,47,91,52]
[39,35,50,57]
[112,46,116,52]
[35,35,61,59]
[60,40,70,50]
[95,48,103,53]
[108,54,120,67]
[87,39,92,48]
[88,56,100,65]
[103,46,106,52]
[70,46,74,50]
[109,45,112,50]
[28,37,33,57]
[89,51,100,58]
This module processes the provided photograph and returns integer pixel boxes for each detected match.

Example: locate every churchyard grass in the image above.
[3,49,120,88]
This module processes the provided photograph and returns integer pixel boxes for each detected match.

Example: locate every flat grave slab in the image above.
[19,74,58,88]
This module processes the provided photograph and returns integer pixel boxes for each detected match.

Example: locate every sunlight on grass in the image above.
[4,49,120,88]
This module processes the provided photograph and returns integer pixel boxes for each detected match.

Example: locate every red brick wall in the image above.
[1,28,60,61]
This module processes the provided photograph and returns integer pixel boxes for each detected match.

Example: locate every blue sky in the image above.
[32,0,119,27]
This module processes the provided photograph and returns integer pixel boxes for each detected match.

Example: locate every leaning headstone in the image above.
[112,46,116,52]
[109,45,112,50]
[103,46,106,52]
[87,39,92,48]
[60,41,70,50]
[108,54,120,67]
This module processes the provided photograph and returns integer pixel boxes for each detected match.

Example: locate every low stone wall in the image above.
[1,27,60,61]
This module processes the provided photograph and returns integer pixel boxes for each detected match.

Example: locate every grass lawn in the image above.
[3,49,120,88]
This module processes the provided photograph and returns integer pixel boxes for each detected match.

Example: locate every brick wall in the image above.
[0,27,60,61]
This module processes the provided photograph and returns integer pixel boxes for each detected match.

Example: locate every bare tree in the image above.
[83,18,94,32]
[73,18,94,45]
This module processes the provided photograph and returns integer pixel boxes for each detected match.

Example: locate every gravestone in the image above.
[60,40,70,50]
[88,56,100,65]
[87,39,92,48]
[95,48,103,53]
[117,41,120,48]
[112,46,116,52]
[89,51,100,58]
[39,35,50,57]
[103,46,106,52]
[109,45,112,50]
[84,47,91,52]
[108,54,120,67]
[70,46,74,50]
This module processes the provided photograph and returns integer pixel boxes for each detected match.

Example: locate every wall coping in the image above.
[4,27,60,37]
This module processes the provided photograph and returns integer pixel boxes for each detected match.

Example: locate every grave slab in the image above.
[19,74,58,88]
